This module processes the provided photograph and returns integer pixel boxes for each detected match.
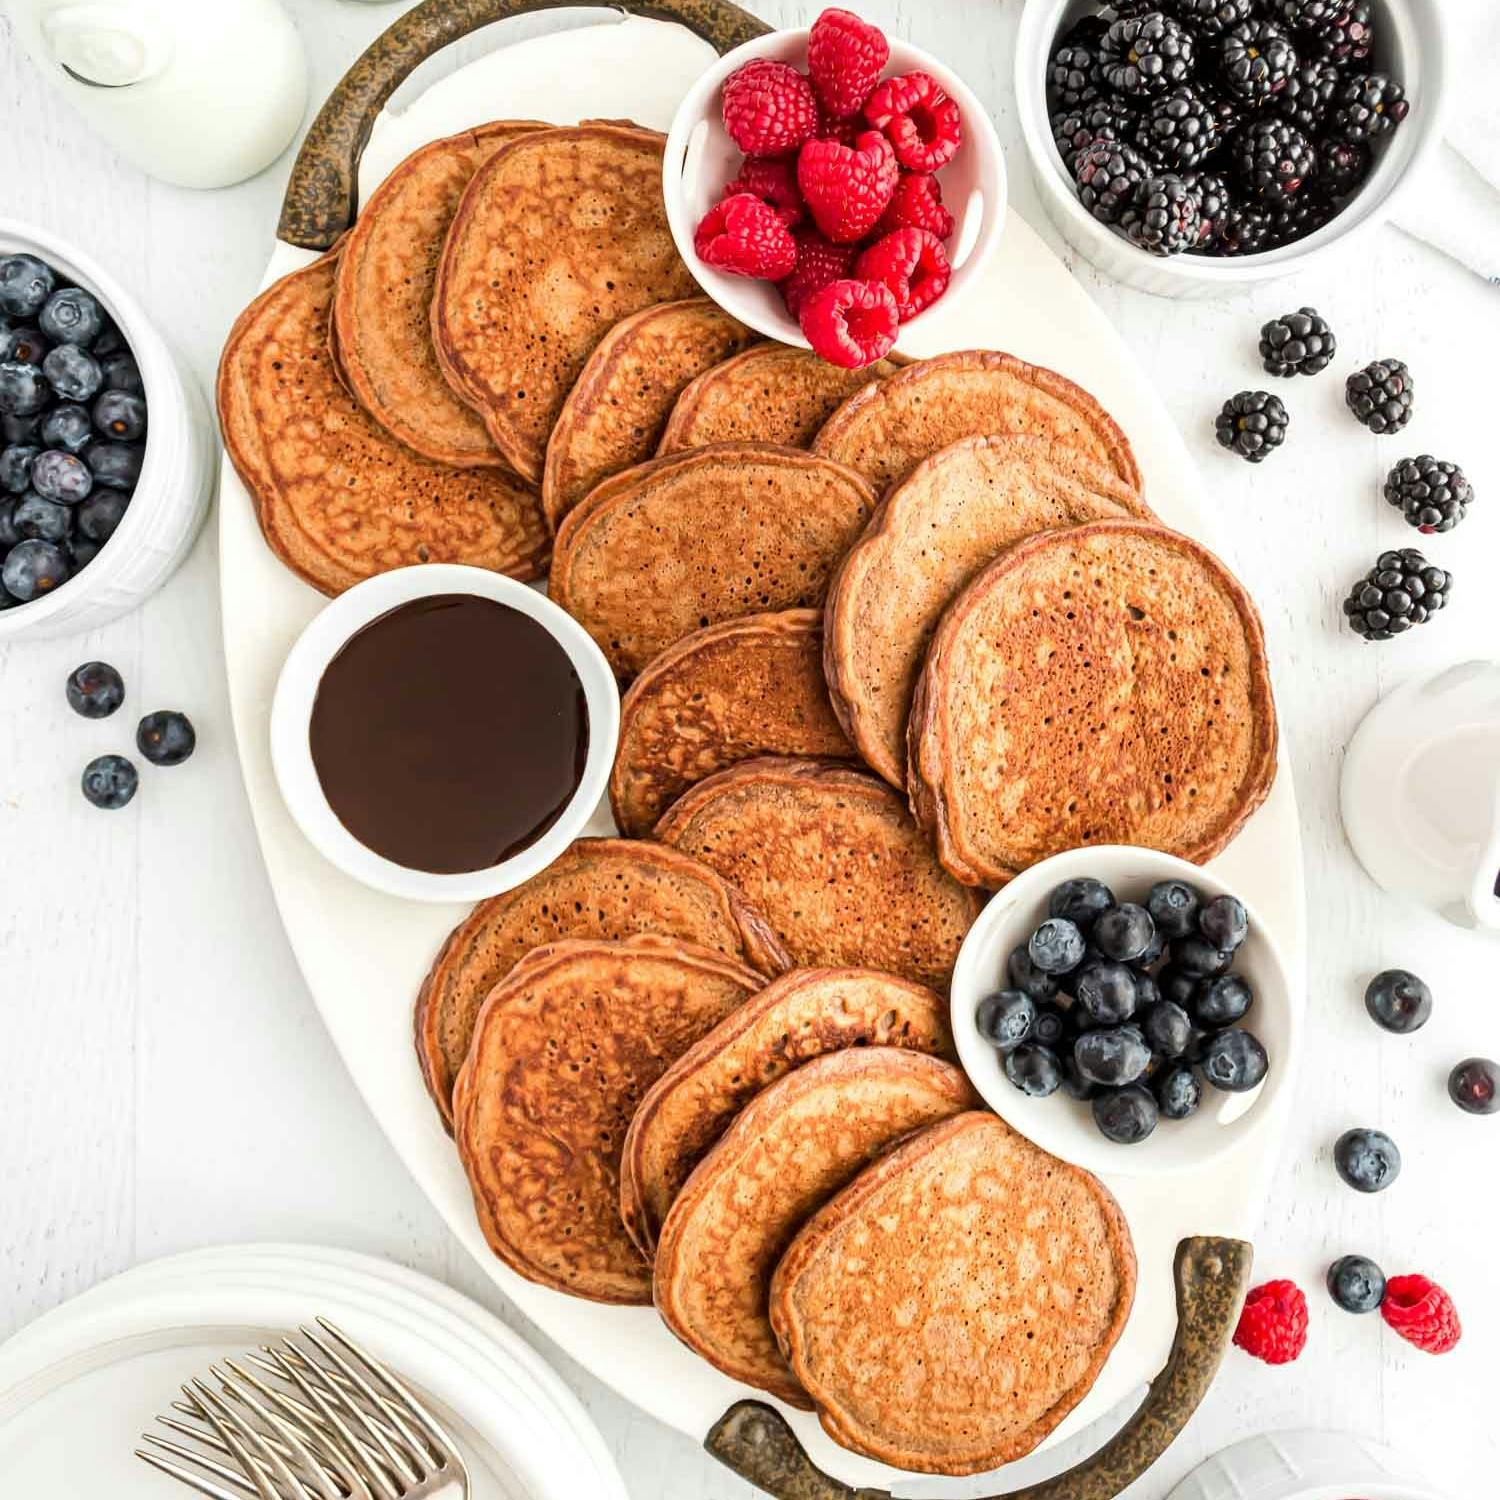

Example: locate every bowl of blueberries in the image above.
[950,844,1299,1176]
[0,219,215,639]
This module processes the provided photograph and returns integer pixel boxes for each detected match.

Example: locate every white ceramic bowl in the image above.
[1165,1430,1456,1500]
[0,218,216,640]
[270,564,619,903]
[950,845,1299,1176]
[663,27,1006,349]
[1014,0,1449,298]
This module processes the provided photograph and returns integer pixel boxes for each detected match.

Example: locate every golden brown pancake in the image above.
[453,936,763,1304]
[769,1111,1136,1475]
[218,254,548,595]
[908,519,1278,887]
[654,757,983,988]
[332,121,544,468]
[621,966,953,1260]
[549,444,876,679]
[433,124,695,483]
[542,298,756,530]
[415,837,788,1130]
[653,1049,976,1405]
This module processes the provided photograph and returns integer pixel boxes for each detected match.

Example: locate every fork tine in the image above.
[300,1324,433,1470]
[192,1379,304,1500]
[136,1445,255,1500]
[164,1403,309,1470]
[242,1353,405,1447]
[178,1386,281,1500]
[290,1332,419,1489]
[215,1360,351,1500]
[138,1432,269,1499]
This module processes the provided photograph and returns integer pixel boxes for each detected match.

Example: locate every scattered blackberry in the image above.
[1135,85,1222,170]
[1277,59,1341,134]
[1218,19,1297,107]
[1049,17,1109,109]
[1331,73,1410,143]
[1052,96,1137,168]
[1342,548,1450,641]
[1305,1,1374,65]
[1318,136,1370,197]
[1215,390,1289,463]
[1383,456,1472,534]
[1167,0,1252,35]
[1269,190,1337,246]
[1074,139,1152,225]
[1184,171,1232,247]
[1233,118,1317,208]
[1345,358,1414,434]
[1099,12,1197,98]
[1128,174,1204,255]
[1216,199,1275,255]
[1259,307,1336,377]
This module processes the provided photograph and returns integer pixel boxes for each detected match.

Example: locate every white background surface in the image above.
[1,2,1496,1496]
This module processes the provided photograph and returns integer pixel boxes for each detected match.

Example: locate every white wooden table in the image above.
[1,2,1495,1494]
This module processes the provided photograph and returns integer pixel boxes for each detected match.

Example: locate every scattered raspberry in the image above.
[807,7,889,120]
[722,59,819,158]
[1232,1279,1309,1365]
[855,227,951,321]
[876,172,955,240]
[723,157,805,228]
[865,71,963,172]
[694,193,798,280]
[779,230,856,320]
[796,131,899,244]
[1382,1275,1462,1354]
[815,106,864,147]
[799,278,899,369]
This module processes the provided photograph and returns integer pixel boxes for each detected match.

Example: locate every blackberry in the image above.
[1216,199,1275,255]
[1166,0,1252,36]
[1127,174,1204,255]
[1259,307,1336,377]
[1052,96,1137,169]
[1049,17,1109,109]
[1330,73,1410,143]
[1342,548,1450,641]
[1318,136,1371,197]
[1273,0,1340,24]
[1099,12,1197,98]
[1269,190,1337,246]
[1218,19,1297,107]
[1201,86,1245,140]
[1233,119,1317,207]
[1345,358,1413,434]
[1215,390,1289,463]
[1074,140,1152,226]
[1277,59,1341,134]
[1383,456,1472,534]
[1135,86,1222,170]
[1184,171,1232,247]
[1305,1,1374,65]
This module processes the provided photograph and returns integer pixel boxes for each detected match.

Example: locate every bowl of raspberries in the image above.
[663,8,1006,368]
[1015,0,1446,295]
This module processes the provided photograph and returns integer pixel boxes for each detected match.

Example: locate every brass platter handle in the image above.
[706,1236,1253,1500]
[277,0,771,250]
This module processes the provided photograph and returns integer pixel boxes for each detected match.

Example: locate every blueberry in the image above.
[83,440,144,491]
[1158,965,1201,1008]
[1048,877,1115,931]
[1155,1064,1202,1120]
[136,709,196,766]
[4,326,51,366]
[2,412,41,445]
[42,343,102,402]
[1142,998,1193,1058]
[1200,1028,1268,1092]
[39,286,105,347]
[31,450,92,505]
[1075,1024,1152,1087]
[14,492,72,543]
[1334,1127,1401,1193]
[1032,1003,1070,1050]
[1198,894,1249,951]
[77,489,129,541]
[1194,973,1254,1028]
[1008,943,1060,1003]
[0,361,49,416]
[1029,917,1087,974]
[66,660,124,719]
[0,497,18,547]
[1093,1085,1159,1144]
[1172,934,1234,978]
[0,254,56,319]
[93,390,146,442]
[1147,878,1200,938]
[976,989,1035,1051]
[0,580,18,608]
[93,320,124,356]
[101,350,144,395]
[1,537,69,600]
[1060,1051,1099,1100]
[0,443,36,492]
[38,404,90,454]
[1134,970,1161,1009]
[68,535,100,570]
[1447,1057,1500,1116]
[1327,1254,1386,1314]
[1094,902,1156,962]
[1364,969,1432,1034]
[1133,926,1166,970]
[1005,1042,1063,1098]
[1074,961,1138,1025]
[81,753,138,810]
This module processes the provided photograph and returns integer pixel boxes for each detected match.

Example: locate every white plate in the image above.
[218,13,1307,1492]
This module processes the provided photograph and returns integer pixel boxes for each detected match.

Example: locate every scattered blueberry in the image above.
[1032,1003,1070,1051]
[39,404,92,453]
[1363,969,1431,1034]
[1447,1057,1499,1116]
[77,488,129,541]
[0,443,36,492]
[1008,943,1060,1003]
[1048,877,1116,930]
[1155,1064,1202,1120]
[1093,902,1156,962]
[1198,894,1248,950]
[1172,934,1234,977]
[1333,1127,1401,1192]
[0,360,49,416]
[1327,1254,1386,1314]
[81,752,138,810]
[93,390,146,442]
[1093,1085,1159,1144]
[976,989,1036,1051]
[1201,1028,1269,1092]
[1075,1025,1152,1087]
[1075,960,1138,1025]
[42,343,102,403]
[136,709,196,767]
[14,492,72,543]
[39,286,105,347]
[0,254,56,319]
[1194,973,1254,1028]
[1029,917,1087,974]
[1142,999,1193,1058]
[0,536,68,599]
[101,350,144,396]
[31,450,92,504]
[1005,1043,1063,1098]
[83,440,143,491]
[66,660,125,718]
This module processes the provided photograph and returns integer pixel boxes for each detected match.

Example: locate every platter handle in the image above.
[277,0,771,250]
[705,1235,1252,1500]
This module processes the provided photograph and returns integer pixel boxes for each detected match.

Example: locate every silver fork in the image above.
[136,1317,469,1500]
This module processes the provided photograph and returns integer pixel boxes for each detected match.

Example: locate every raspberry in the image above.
[807,7,889,120]
[1232,1279,1309,1365]
[694,193,798,280]
[865,71,963,172]
[1382,1274,1461,1354]
[798,278,899,369]
[779,230,856,320]
[816,105,864,147]
[854,227,951,321]
[876,172,955,240]
[722,59,818,159]
[796,131,899,244]
[723,157,805,227]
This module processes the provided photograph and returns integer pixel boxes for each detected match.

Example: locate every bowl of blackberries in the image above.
[1014,0,1446,295]
[951,845,1298,1174]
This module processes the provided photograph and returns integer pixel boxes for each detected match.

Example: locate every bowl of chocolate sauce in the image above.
[270,565,619,901]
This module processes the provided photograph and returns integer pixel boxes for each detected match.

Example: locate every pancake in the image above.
[908,519,1278,887]
[810,349,1142,495]
[653,1048,976,1404]
[825,435,1152,789]
[542,298,756,529]
[550,445,876,678]
[218,254,548,595]
[657,345,904,455]
[653,757,983,988]
[769,1111,1136,1475]
[332,121,544,468]
[622,967,954,1258]
[416,837,789,1130]
[453,936,763,1304]
[433,124,696,483]
[610,609,854,838]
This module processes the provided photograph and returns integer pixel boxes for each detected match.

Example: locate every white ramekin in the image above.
[1014,0,1449,298]
[0,218,216,640]
[949,845,1299,1178]
[663,27,1006,351]
[269,565,620,904]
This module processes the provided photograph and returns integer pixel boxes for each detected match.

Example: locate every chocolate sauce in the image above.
[309,594,588,874]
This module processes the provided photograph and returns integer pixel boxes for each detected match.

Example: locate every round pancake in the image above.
[549,444,876,679]
[769,1111,1136,1475]
[621,967,954,1258]
[653,757,983,989]
[810,349,1142,495]
[908,519,1278,887]
[433,124,696,483]
[415,837,789,1131]
[217,254,548,595]
[332,121,545,468]
[610,609,854,838]
[453,935,763,1304]
[654,1048,976,1405]
[542,298,756,530]
[825,435,1153,789]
